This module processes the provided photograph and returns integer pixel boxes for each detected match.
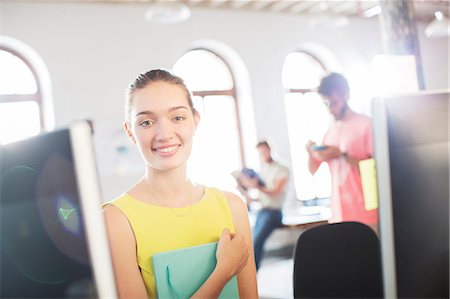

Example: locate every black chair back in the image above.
[293,222,383,298]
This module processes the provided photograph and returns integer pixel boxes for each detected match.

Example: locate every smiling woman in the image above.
[102,69,258,299]
[127,88,197,171]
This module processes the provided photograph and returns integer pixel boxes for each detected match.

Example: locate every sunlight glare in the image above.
[0,101,41,145]
[0,50,37,95]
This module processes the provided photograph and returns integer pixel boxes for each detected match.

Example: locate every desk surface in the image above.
[281,205,330,227]
[249,205,330,228]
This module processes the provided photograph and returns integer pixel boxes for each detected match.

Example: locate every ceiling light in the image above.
[308,1,349,29]
[145,1,191,25]
[435,11,444,21]
[363,5,381,18]
[425,11,450,38]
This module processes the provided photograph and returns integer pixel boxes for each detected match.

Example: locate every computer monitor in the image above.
[372,90,449,298]
[0,121,117,298]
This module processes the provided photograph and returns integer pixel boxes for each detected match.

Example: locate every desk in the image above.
[281,205,330,229]
[249,205,331,230]
[249,205,331,253]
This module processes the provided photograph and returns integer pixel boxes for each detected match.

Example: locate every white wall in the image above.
[3,2,449,200]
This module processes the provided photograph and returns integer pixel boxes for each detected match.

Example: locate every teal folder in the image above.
[152,242,239,299]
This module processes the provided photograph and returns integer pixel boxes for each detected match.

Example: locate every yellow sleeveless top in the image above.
[104,187,236,298]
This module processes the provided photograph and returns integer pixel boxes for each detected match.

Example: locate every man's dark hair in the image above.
[318,72,349,97]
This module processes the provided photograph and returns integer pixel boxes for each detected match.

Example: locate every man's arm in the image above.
[306,141,322,175]
[312,145,367,171]
[341,152,365,169]
[257,177,289,199]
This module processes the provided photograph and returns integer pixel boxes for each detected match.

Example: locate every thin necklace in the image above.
[144,181,194,217]
[170,205,192,217]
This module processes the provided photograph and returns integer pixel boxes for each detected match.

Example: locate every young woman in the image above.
[103,69,258,299]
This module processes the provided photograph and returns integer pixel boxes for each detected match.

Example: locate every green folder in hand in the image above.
[152,242,239,299]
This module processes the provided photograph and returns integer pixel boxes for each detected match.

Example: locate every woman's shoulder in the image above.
[219,190,250,234]
[102,195,132,232]
[204,186,243,205]
[201,186,246,213]
[219,190,247,214]
[102,193,131,209]
[102,192,140,226]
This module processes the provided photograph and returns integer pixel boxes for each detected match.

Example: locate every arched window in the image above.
[0,38,52,145]
[173,49,244,192]
[283,51,331,201]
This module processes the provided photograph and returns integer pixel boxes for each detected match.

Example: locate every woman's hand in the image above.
[215,228,250,280]
[191,211,256,299]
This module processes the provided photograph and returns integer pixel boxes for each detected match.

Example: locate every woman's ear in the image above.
[193,109,200,128]
[123,121,136,144]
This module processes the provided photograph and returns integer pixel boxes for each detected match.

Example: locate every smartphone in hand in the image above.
[311,144,328,151]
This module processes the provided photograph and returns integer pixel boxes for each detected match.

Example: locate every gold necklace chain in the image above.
[143,181,194,217]
[169,205,193,217]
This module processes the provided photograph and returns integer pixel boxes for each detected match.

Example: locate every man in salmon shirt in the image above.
[306,72,378,234]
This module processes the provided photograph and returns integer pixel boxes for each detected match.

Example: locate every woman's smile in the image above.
[152,144,181,156]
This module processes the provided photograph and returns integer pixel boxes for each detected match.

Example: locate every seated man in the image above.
[236,141,290,271]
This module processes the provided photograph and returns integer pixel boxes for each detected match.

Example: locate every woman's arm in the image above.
[224,192,259,298]
[103,205,148,299]
[191,192,258,299]
[191,227,250,298]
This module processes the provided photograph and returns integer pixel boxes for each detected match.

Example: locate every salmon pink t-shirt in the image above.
[323,113,378,225]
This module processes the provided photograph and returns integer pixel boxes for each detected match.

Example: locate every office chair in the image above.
[293,222,383,298]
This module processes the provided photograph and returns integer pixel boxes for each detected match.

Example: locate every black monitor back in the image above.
[373,90,449,298]
[0,122,116,298]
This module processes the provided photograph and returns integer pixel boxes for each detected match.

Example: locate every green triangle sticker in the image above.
[59,208,76,221]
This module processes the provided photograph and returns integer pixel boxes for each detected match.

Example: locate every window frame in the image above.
[283,50,331,201]
[187,48,246,166]
[284,51,326,95]
[0,45,45,130]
